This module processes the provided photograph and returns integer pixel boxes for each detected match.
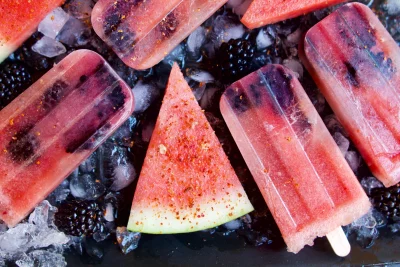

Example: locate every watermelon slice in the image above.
[241,0,347,29]
[127,64,254,234]
[0,0,65,62]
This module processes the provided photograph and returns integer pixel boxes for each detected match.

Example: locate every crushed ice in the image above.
[346,209,384,249]
[0,201,68,266]
[38,7,70,39]
[32,36,67,58]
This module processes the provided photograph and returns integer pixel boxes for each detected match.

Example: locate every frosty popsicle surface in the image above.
[303,3,400,187]
[0,50,134,227]
[92,0,227,70]
[0,0,65,63]
[220,64,370,253]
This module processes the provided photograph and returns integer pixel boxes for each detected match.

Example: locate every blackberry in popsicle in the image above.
[0,50,134,227]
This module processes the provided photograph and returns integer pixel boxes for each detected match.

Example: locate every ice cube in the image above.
[32,36,67,58]
[97,142,137,191]
[28,201,56,228]
[27,250,67,267]
[345,150,361,172]
[47,180,70,205]
[256,29,274,50]
[211,15,245,48]
[324,114,347,136]
[116,227,141,254]
[162,44,185,67]
[360,177,384,195]
[132,81,160,114]
[385,0,400,15]
[187,27,206,56]
[223,219,242,230]
[282,58,304,79]
[104,203,115,222]
[389,222,400,233]
[333,132,350,155]
[110,163,136,191]
[186,69,215,84]
[64,0,94,19]
[285,28,303,47]
[38,7,70,39]
[57,17,92,47]
[69,174,106,200]
[348,209,380,248]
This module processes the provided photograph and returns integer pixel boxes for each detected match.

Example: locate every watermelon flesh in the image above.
[241,0,347,29]
[92,0,227,70]
[0,0,65,63]
[303,3,400,187]
[0,50,134,227]
[128,64,253,233]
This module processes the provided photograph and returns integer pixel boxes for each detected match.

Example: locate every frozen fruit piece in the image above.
[92,0,228,70]
[303,3,400,187]
[241,0,347,29]
[220,64,370,253]
[0,50,134,227]
[0,0,65,63]
[128,64,253,234]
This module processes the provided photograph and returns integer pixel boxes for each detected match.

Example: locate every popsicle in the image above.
[0,50,134,227]
[302,3,400,187]
[0,0,65,63]
[92,0,227,70]
[220,64,370,254]
[241,0,347,29]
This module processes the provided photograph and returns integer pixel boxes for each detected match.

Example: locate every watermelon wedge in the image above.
[241,0,347,29]
[127,64,254,234]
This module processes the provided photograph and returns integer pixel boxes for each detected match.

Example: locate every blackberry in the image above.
[215,38,255,83]
[0,62,31,109]
[55,200,106,237]
[371,183,400,221]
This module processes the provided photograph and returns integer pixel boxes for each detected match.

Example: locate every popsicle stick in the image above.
[326,227,351,257]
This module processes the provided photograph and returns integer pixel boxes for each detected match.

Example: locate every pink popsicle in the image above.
[303,3,400,187]
[0,0,65,63]
[92,0,227,70]
[220,64,370,254]
[0,50,134,227]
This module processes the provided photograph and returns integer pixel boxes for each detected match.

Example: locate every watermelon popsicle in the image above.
[241,0,347,29]
[0,0,65,63]
[92,0,227,70]
[0,50,134,227]
[220,64,370,254]
[303,3,400,187]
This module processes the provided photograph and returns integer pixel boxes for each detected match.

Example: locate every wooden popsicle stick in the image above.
[326,227,351,257]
